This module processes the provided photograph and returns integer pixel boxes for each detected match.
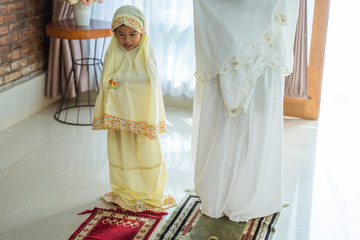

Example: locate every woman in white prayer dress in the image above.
[192,0,300,222]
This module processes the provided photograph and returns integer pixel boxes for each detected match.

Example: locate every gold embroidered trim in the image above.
[102,192,177,212]
[92,114,166,140]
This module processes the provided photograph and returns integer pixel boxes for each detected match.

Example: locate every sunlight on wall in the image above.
[310,1,360,238]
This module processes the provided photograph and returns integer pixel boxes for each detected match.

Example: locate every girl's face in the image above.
[115,25,142,51]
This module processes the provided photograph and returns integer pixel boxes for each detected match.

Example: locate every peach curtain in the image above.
[284,0,308,98]
[45,0,83,98]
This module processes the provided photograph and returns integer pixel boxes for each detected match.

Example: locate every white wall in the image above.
[0,73,57,132]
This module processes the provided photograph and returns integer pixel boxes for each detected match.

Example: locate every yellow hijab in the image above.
[92,5,166,140]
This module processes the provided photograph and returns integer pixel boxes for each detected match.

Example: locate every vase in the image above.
[72,3,92,26]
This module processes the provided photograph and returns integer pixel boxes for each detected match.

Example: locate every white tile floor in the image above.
[1,1,360,239]
[1,93,359,240]
[0,104,194,240]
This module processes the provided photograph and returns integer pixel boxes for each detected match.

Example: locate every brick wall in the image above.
[0,0,52,87]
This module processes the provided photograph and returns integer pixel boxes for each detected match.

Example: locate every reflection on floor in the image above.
[1,1,360,239]
[0,95,359,239]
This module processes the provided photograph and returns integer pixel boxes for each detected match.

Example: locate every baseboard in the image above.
[0,73,58,132]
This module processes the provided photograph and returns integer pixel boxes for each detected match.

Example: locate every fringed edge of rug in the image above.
[77,207,169,217]
[184,189,197,195]
[283,202,291,208]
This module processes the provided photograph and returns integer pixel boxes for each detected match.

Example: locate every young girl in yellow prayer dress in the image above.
[92,5,176,212]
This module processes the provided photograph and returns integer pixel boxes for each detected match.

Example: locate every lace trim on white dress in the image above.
[194,12,290,118]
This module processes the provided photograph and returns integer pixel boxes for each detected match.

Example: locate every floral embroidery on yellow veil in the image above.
[107,78,118,90]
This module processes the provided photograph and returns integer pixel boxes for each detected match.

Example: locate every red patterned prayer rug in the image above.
[155,193,282,240]
[69,207,167,240]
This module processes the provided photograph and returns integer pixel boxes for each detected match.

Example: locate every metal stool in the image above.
[46,19,112,126]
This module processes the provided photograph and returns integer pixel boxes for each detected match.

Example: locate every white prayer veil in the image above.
[193,0,300,117]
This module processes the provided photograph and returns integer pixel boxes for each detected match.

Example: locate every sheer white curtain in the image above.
[90,0,196,98]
